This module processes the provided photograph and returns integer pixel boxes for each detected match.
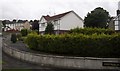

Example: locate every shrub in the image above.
[25,33,39,50]
[11,33,17,43]
[21,29,28,36]
[45,22,54,34]
[25,33,120,58]
[69,27,115,35]
[16,33,22,41]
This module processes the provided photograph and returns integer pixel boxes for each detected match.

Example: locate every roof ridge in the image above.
[43,11,72,21]
[50,11,72,18]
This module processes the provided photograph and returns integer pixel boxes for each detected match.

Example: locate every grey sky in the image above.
[0,0,120,20]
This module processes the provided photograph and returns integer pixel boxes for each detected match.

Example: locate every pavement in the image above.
[2,33,58,70]
[2,51,52,69]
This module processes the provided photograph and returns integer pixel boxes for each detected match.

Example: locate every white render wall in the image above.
[118,1,120,30]
[39,17,47,32]
[118,1,120,10]
[5,23,23,31]
[60,12,83,30]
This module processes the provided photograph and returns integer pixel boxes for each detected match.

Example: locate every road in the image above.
[0,36,2,70]
[1,35,57,70]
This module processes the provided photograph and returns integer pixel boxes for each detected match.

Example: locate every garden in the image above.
[15,28,120,58]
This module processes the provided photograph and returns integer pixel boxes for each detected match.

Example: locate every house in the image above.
[39,10,84,34]
[22,21,31,30]
[110,1,120,31]
[0,20,2,32]
[113,14,120,31]
[15,21,31,31]
[4,20,31,31]
[4,21,23,31]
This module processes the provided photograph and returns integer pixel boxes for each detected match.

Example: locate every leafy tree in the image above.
[11,33,17,43]
[2,20,6,27]
[21,29,28,36]
[84,7,110,28]
[30,20,33,23]
[45,22,54,34]
[32,20,39,34]
[18,20,24,23]
[12,19,17,23]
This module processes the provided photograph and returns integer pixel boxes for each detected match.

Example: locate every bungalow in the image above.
[39,10,84,34]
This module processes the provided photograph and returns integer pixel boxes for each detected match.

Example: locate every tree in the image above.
[32,20,39,34]
[12,19,17,23]
[21,29,28,36]
[45,22,54,34]
[11,33,17,43]
[84,7,110,28]
[32,20,39,30]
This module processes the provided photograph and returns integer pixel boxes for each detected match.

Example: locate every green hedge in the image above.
[69,27,115,35]
[11,33,17,43]
[25,33,120,58]
[21,29,28,36]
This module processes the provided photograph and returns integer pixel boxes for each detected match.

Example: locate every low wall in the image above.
[3,43,120,69]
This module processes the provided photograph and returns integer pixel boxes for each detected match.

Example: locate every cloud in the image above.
[0,0,119,20]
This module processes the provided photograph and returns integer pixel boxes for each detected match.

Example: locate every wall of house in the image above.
[60,12,83,30]
[115,17,119,30]
[116,1,120,30]
[118,15,120,30]
[5,23,23,31]
[39,17,47,32]
[15,23,22,31]
[23,22,31,30]
[5,23,14,31]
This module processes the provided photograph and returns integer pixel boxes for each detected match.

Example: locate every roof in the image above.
[43,11,72,21]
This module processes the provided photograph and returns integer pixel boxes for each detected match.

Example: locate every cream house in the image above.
[39,10,84,34]
[15,21,31,31]
[22,21,31,30]
[5,21,31,31]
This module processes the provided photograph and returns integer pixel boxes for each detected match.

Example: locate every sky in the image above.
[0,0,120,21]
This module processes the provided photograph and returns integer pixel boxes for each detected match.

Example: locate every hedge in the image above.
[69,27,115,35]
[11,33,17,43]
[25,33,120,58]
[21,29,28,36]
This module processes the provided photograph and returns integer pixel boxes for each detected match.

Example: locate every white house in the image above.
[39,10,84,34]
[5,23,23,31]
[113,1,120,30]
[4,21,31,31]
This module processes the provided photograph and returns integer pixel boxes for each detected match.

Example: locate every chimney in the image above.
[46,15,50,17]
[117,10,120,16]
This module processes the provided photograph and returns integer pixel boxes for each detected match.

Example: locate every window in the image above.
[54,20,58,26]
[41,23,45,27]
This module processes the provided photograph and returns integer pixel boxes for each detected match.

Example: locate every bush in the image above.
[69,27,115,35]
[25,33,39,50]
[16,33,22,41]
[21,29,28,36]
[25,33,120,58]
[11,33,17,43]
